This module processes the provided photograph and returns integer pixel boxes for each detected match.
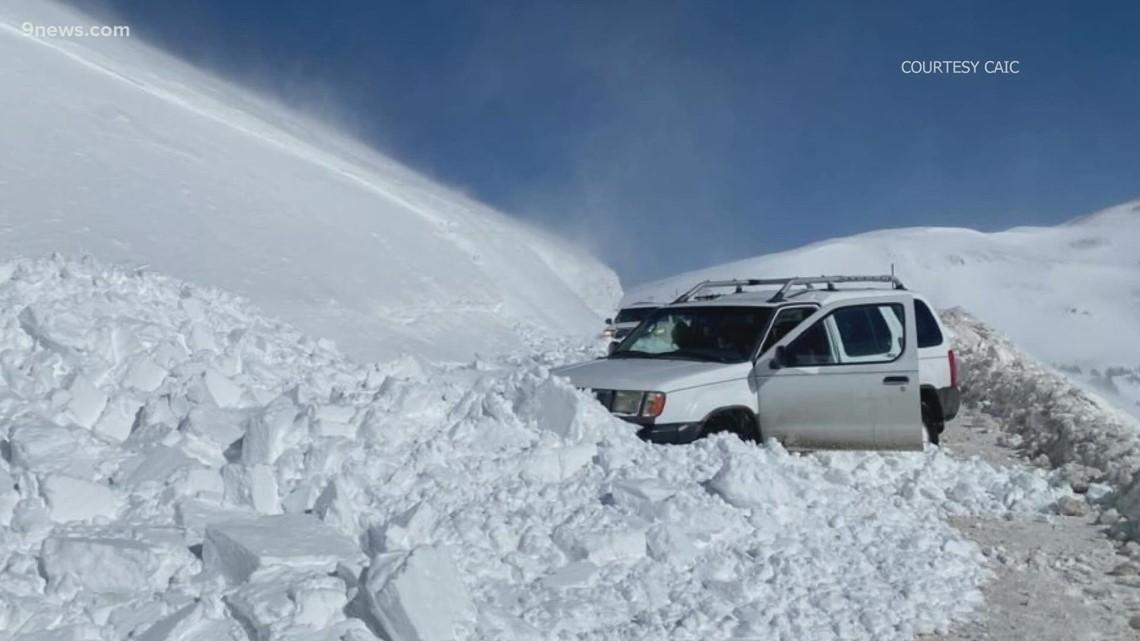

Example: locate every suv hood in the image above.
[553,357,749,393]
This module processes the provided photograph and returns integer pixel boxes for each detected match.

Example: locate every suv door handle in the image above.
[883,376,909,385]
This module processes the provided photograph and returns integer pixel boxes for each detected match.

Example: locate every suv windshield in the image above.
[611,306,773,363]
[614,306,658,324]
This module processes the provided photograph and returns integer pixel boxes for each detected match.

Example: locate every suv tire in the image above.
[921,398,943,446]
[701,409,761,443]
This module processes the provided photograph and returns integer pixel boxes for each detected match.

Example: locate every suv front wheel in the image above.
[700,409,761,443]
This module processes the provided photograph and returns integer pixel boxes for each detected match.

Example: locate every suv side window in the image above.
[914,299,944,348]
[784,321,837,366]
[831,303,905,362]
[784,303,904,366]
[761,306,815,353]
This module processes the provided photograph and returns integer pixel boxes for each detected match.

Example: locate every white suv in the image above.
[554,275,959,450]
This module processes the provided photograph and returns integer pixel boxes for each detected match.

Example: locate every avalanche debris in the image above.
[0,257,1070,640]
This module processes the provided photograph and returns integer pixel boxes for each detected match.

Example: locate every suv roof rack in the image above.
[671,274,906,304]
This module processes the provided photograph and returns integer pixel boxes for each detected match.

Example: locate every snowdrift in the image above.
[625,201,1140,419]
[0,256,1069,641]
[0,0,619,363]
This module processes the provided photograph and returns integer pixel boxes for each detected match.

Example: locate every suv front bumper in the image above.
[619,417,703,444]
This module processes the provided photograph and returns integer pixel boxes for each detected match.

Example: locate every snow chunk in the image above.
[40,536,174,593]
[41,474,120,523]
[552,511,649,565]
[66,375,108,429]
[243,393,302,465]
[203,369,244,408]
[368,502,439,554]
[365,546,476,641]
[225,567,349,640]
[127,356,168,392]
[222,464,280,514]
[203,513,362,584]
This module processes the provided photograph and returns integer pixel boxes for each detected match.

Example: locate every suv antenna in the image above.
[890,263,895,278]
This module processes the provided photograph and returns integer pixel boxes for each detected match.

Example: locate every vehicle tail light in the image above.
[641,392,667,418]
[948,349,959,388]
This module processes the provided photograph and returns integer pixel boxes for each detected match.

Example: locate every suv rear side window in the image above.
[914,299,944,348]
[833,305,899,358]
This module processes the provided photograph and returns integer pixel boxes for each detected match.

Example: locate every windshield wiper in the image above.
[608,350,665,359]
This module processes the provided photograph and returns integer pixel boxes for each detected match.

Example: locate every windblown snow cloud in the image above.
[0,0,619,363]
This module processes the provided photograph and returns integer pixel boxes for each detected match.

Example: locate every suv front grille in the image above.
[593,389,615,411]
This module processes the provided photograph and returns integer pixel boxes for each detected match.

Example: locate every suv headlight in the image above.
[611,391,643,416]
[607,391,667,418]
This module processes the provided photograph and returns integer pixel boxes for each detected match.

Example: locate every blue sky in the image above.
[76,0,1140,283]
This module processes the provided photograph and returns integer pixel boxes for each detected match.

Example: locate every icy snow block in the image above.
[203,369,244,409]
[225,567,349,639]
[122,445,197,486]
[40,536,172,593]
[127,357,168,393]
[41,474,120,523]
[203,513,362,584]
[223,463,281,514]
[367,502,438,554]
[243,394,301,465]
[365,546,476,641]
[66,375,108,429]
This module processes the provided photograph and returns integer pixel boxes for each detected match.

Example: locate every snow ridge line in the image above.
[942,308,1140,527]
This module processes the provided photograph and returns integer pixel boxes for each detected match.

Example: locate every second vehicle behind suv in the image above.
[556,275,959,450]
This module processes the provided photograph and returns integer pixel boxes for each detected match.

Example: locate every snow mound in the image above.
[0,256,1068,640]
[625,200,1140,419]
[942,309,1140,536]
[0,0,619,362]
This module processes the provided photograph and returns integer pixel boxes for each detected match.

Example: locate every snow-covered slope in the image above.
[627,201,1140,418]
[0,256,1068,640]
[0,0,619,362]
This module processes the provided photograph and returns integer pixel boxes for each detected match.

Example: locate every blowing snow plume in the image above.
[0,0,619,362]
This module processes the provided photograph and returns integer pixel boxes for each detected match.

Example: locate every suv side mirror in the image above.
[607,341,620,355]
[604,318,613,325]
[769,345,788,370]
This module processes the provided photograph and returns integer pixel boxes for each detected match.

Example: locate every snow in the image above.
[365,547,478,641]
[0,0,620,363]
[204,514,363,584]
[0,255,1073,640]
[40,475,120,523]
[625,200,1140,419]
[942,309,1140,539]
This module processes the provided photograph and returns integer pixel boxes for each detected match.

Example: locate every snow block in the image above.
[367,502,439,554]
[93,396,140,441]
[40,536,172,593]
[127,356,168,392]
[552,514,648,565]
[203,513,362,585]
[203,369,244,409]
[522,443,596,483]
[41,474,120,523]
[365,546,476,641]
[223,464,281,514]
[225,567,349,640]
[8,421,96,475]
[121,445,197,487]
[243,393,303,465]
[66,375,108,429]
